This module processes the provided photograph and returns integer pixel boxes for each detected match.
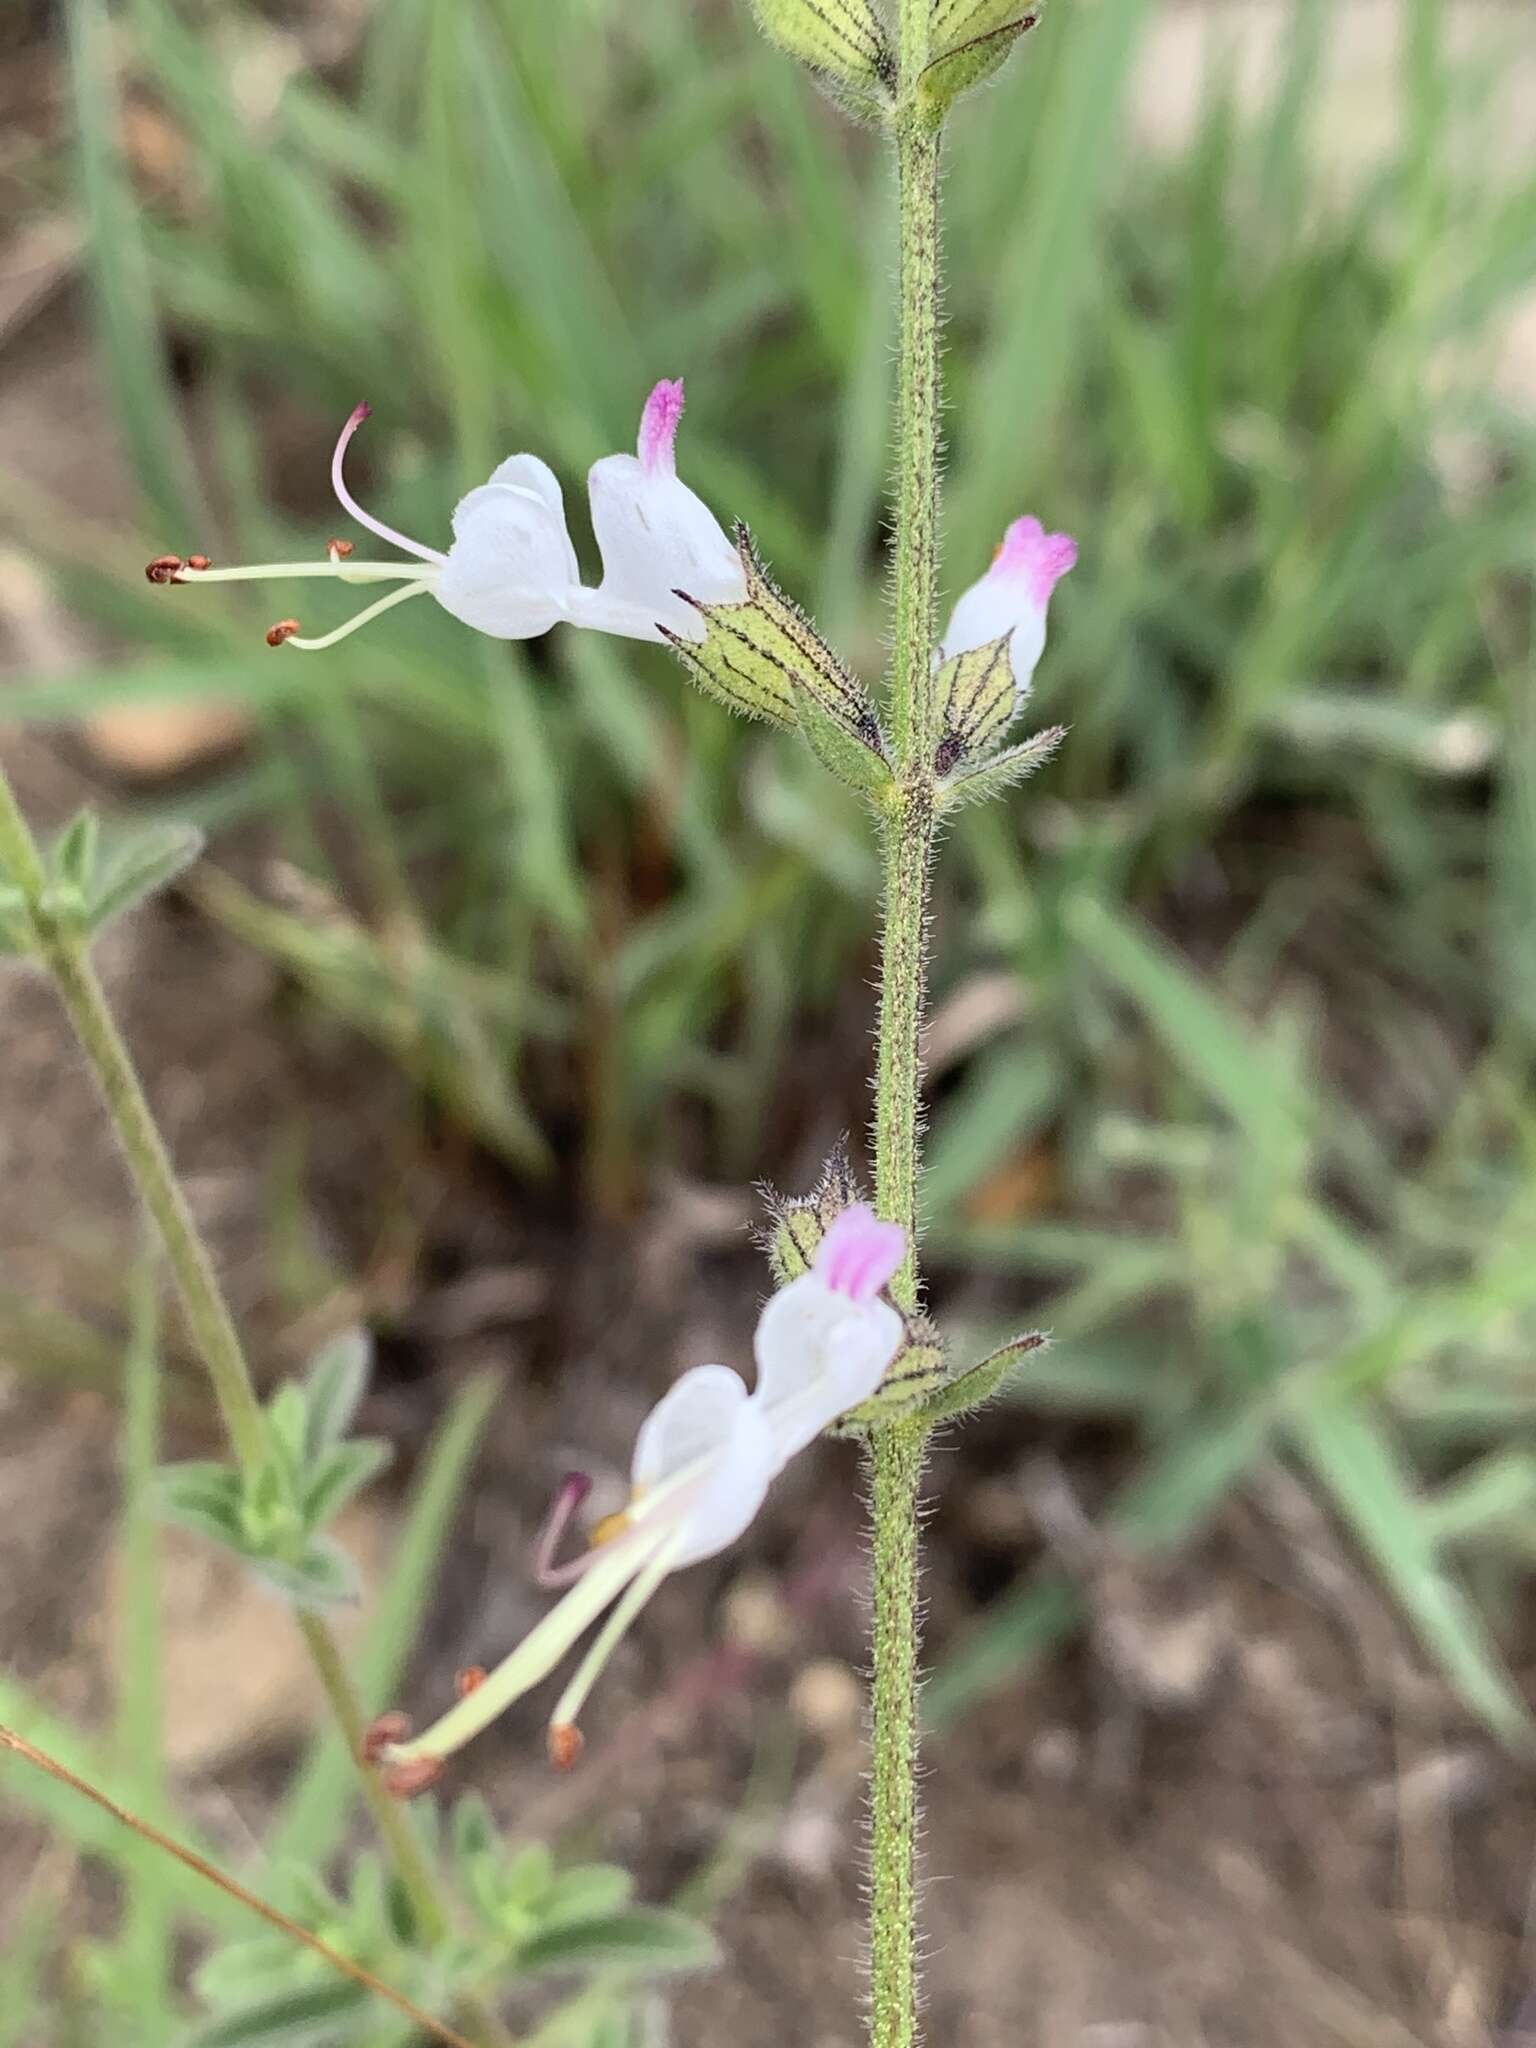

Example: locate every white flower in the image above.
[372,1204,906,1783]
[148,381,745,653]
[938,514,1077,704]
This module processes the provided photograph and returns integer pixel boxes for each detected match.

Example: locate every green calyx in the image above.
[664,528,893,800]
[750,0,897,119]
[915,5,1040,126]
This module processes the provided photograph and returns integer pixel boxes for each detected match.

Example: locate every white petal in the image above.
[433,481,576,639]
[484,454,581,587]
[632,1363,776,1567]
[752,1276,903,1469]
[587,454,744,643]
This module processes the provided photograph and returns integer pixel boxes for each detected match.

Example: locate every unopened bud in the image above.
[266,618,301,648]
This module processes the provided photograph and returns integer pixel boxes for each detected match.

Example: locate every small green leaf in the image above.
[518,1908,718,1981]
[932,635,1017,770]
[51,809,100,896]
[266,1383,309,1484]
[936,726,1065,809]
[930,0,1042,45]
[302,1328,373,1460]
[751,0,895,113]
[301,1439,392,1533]
[86,822,204,934]
[246,1534,361,1610]
[915,1331,1048,1423]
[158,1460,246,1550]
[182,1978,368,2048]
[540,1864,635,1932]
[917,13,1039,123]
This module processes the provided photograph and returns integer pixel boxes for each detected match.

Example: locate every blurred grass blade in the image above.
[65,0,204,531]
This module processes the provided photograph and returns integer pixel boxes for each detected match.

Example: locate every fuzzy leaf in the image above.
[51,808,100,896]
[758,1139,863,1285]
[182,1978,368,2047]
[86,821,204,934]
[158,1460,246,1550]
[301,1438,392,1533]
[915,1330,1048,1423]
[930,0,1042,45]
[917,13,1039,122]
[933,634,1018,771]
[302,1327,373,1460]
[541,1864,635,1932]
[937,726,1065,810]
[518,1907,718,1981]
[751,0,895,108]
[246,1533,360,1610]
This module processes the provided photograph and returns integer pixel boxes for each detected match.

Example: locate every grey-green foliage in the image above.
[187,1804,716,2048]
[158,1330,390,1609]
[0,809,204,956]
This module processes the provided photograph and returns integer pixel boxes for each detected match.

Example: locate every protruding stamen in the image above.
[456,1666,487,1698]
[266,618,301,647]
[330,403,447,567]
[547,1723,584,1772]
[362,1710,412,1764]
[533,1471,595,1589]
[146,555,183,584]
[281,581,432,652]
[638,377,685,479]
[327,538,355,561]
[546,1535,680,1743]
[381,1754,445,1800]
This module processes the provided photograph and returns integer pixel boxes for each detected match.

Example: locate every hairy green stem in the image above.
[0,759,506,2048]
[866,4,945,2044]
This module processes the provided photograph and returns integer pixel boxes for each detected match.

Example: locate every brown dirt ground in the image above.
[3,44,1536,2048]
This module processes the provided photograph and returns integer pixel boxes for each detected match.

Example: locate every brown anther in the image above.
[327,538,355,559]
[381,1754,446,1800]
[455,1666,487,1698]
[145,554,183,585]
[361,1710,412,1764]
[266,618,301,648]
[185,554,212,572]
[547,1722,584,1772]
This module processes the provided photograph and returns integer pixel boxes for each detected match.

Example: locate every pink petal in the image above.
[992,515,1078,609]
[814,1203,906,1304]
[637,377,686,478]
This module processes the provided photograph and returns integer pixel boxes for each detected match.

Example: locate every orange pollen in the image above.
[266,618,301,648]
[455,1666,487,1698]
[361,1710,412,1765]
[590,1509,632,1550]
[548,1723,584,1772]
[327,538,355,560]
[381,1754,446,1800]
[145,554,183,584]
